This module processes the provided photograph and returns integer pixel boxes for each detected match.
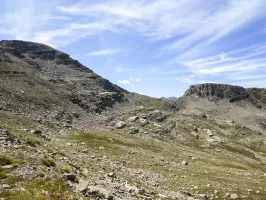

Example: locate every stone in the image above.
[191,131,199,139]
[1,165,13,169]
[66,180,74,188]
[168,103,177,109]
[84,186,111,199]
[124,184,139,193]
[128,116,139,122]
[156,115,167,122]
[206,129,214,136]
[140,118,149,126]
[30,130,42,135]
[2,184,11,189]
[200,113,207,118]
[181,160,188,166]
[128,127,139,134]
[136,106,144,110]
[115,121,126,129]
[75,180,89,192]
[107,172,116,178]
[65,174,76,182]
[230,194,238,199]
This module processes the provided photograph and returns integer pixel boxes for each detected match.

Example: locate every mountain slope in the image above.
[0,40,132,128]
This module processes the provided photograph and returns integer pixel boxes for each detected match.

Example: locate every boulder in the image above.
[181,160,188,166]
[115,121,126,129]
[127,116,139,122]
[65,174,76,182]
[30,130,42,135]
[230,194,238,199]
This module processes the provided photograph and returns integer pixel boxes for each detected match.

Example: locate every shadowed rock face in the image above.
[184,83,250,102]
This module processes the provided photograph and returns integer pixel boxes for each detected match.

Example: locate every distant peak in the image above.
[184,83,250,102]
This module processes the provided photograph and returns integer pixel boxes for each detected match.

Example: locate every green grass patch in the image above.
[41,157,56,167]
[1,178,77,200]
[0,154,16,166]
[64,165,71,173]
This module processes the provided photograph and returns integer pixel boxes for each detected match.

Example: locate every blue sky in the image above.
[1,0,266,97]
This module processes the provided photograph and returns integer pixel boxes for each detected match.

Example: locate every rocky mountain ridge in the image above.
[184,83,251,102]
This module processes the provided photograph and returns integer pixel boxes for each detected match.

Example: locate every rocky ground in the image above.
[1,100,266,200]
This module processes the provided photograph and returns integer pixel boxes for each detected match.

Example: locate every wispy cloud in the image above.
[115,66,137,73]
[175,74,195,84]
[87,49,120,57]
[118,80,130,84]
[129,77,141,82]
[118,77,141,85]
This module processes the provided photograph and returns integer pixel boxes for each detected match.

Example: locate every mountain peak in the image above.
[184,83,250,102]
[0,40,93,73]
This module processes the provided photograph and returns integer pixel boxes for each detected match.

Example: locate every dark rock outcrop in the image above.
[184,83,250,102]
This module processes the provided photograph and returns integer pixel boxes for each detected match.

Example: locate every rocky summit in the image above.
[1,40,266,200]
[184,83,250,102]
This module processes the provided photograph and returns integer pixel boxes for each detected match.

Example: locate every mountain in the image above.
[160,96,178,101]
[1,40,266,200]
[0,40,135,128]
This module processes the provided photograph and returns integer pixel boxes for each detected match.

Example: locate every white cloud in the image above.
[175,74,195,84]
[232,80,266,88]
[1,0,265,51]
[168,0,266,56]
[118,80,130,84]
[129,77,141,82]
[229,74,266,81]
[135,78,141,82]
[118,77,141,85]
[87,49,120,56]
[115,66,137,73]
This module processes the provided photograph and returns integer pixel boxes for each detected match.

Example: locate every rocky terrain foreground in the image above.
[1,40,266,200]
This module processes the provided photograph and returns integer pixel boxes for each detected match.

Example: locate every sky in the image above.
[1,0,266,97]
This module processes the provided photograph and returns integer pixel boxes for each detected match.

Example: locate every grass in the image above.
[0,168,8,180]
[1,178,78,200]
[65,128,266,200]
[64,165,71,173]
[0,154,16,166]
[41,157,56,167]
[25,137,43,147]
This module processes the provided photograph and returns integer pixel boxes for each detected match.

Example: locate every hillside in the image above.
[1,41,266,200]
